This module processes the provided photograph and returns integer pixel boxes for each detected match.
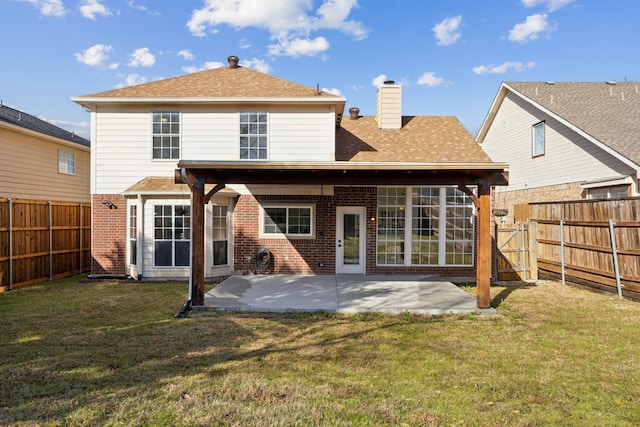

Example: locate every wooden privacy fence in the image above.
[495,221,537,281]
[0,198,91,291]
[525,199,640,300]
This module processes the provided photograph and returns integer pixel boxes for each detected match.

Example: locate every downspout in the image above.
[137,194,144,280]
[175,167,194,318]
[8,199,13,290]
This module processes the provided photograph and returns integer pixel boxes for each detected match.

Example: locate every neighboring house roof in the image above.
[477,81,640,167]
[0,103,90,147]
[337,115,493,163]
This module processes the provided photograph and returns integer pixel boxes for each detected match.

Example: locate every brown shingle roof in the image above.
[506,81,640,165]
[123,176,238,195]
[83,65,340,99]
[337,115,493,163]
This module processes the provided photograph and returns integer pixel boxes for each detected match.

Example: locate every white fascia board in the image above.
[476,82,508,143]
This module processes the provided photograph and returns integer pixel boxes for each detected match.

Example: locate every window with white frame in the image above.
[129,205,137,265]
[532,121,545,157]
[377,187,406,265]
[240,112,268,160]
[154,204,190,267]
[152,112,180,160]
[377,187,475,266]
[588,185,630,200]
[262,205,313,237]
[58,150,75,174]
[212,205,228,265]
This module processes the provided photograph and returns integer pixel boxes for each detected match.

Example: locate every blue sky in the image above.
[1,0,638,139]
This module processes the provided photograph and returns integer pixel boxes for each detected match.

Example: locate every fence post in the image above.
[608,219,623,299]
[79,203,83,274]
[528,221,538,280]
[8,199,12,291]
[520,222,527,280]
[560,219,565,285]
[49,201,53,281]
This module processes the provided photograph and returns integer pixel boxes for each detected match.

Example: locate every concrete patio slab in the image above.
[198,274,495,315]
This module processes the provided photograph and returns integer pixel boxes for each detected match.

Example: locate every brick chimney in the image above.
[375,80,402,130]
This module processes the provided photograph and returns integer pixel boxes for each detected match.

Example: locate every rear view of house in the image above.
[73,55,507,308]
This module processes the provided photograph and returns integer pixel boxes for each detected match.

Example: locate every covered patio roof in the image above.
[174,160,508,315]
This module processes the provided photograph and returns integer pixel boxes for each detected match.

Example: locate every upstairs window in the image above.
[152,112,180,160]
[240,112,268,160]
[532,121,545,157]
[58,150,75,174]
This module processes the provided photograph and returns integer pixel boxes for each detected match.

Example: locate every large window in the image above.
[377,187,475,266]
[58,150,75,174]
[154,205,190,267]
[240,112,268,160]
[262,205,313,237]
[377,187,406,265]
[532,121,545,157]
[152,112,180,160]
[212,205,228,265]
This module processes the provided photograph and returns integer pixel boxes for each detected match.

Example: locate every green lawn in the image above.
[1,275,639,426]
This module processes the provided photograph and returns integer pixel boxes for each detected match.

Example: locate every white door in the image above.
[336,207,366,274]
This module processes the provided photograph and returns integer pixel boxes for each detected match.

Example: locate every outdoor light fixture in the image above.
[102,200,117,209]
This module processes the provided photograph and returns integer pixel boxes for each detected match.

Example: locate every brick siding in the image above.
[91,194,127,275]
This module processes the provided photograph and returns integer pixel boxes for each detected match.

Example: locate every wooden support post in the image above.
[477,182,491,309]
[191,176,206,306]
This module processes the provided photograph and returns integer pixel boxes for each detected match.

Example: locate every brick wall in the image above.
[91,194,127,275]
[493,182,584,223]
[234,187,478,279]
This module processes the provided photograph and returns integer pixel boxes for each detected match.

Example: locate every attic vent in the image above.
[349,107,360,120]
[228,55,239,68]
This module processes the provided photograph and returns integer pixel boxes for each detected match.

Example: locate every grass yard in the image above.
[1,276,639,426]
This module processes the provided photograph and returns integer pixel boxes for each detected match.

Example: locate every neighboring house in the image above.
[72,55,507,308]
[477,81,640,222]
[0,103,90,202]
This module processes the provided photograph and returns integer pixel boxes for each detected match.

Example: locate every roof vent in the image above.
[349,107,360,120]
[228,55,239,68]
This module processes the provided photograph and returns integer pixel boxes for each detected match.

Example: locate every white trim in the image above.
[259,203,316,239]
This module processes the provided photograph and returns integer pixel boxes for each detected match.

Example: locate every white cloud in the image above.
[113,74,149,88]
[240,58,271,73]
[186,0,367,57]
[74,44,113,67]
[178,49,195,60]
[417,72,445,87]
[19,0,66,16]
[371,74,387,87]
[432,15,462,46]
[472,61,536,75]
[79,0,111,20]
[128,48,156,67]
[182,61,226,74]
[268,36,330,57]
[521,0,574,11]
[239,38,252,49]
[508,13,554,43]
[127,0,159,14]
[322,87,342,96]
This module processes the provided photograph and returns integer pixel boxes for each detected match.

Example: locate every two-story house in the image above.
[477,81,640,222]
[0,103,90,202]
[72,55,507,308]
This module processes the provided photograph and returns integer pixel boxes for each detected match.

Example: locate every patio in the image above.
[196,274,496,315]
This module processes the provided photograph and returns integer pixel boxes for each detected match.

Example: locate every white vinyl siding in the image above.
[93,107,336,194]
[481,92,636,192]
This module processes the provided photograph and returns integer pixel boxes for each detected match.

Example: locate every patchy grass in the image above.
[1,275,639,426]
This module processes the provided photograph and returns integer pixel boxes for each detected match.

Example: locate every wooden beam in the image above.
[190,174,206,306]
[477,182,492,309]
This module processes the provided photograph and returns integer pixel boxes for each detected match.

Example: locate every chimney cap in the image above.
[228,55,239,68]
[383,80,395,85]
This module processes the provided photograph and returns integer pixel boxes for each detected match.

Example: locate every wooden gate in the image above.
[495,222,538,281]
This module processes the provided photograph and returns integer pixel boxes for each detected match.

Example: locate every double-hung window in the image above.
[154,204,190,267]
[152,112,180,160]
[262,205,313,237]
[240,112,268,159]
[58,150,75,174]
[212,205,228,265]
